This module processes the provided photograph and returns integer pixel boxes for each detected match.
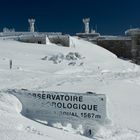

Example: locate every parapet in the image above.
[125,28,140,36]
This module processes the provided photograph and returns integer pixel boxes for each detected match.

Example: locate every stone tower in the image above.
[28,18,35,32]
[83,18,90,34]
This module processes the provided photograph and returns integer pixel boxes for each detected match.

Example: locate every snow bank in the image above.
[0,37,140,140]
[0,91,22,114]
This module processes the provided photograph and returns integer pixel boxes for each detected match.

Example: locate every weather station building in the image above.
[76,18,100,39]
[0,18,70,47]
[1,17,140,63]
[76,18,140,64]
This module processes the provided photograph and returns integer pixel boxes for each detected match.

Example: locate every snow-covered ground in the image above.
[0,37,140,140]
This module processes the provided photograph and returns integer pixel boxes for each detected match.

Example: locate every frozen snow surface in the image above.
[0,37,140,140]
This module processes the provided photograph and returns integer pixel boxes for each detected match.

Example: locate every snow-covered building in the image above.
[76,18,100,39]
[125,28,140,63]
[76,18,140,64]
[0,18,70,47]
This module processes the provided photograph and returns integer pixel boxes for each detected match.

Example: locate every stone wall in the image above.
[48,35,70,47]
[18,34,70,47]
[95,40,132,59]
[18,35,46,44]
[131,35,140,64]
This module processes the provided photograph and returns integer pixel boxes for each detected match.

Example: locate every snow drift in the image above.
[0,37,140,140]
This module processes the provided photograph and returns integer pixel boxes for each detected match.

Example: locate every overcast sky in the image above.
[0,0,140,35]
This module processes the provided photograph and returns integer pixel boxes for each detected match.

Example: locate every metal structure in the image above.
[83,18,90,34]
[28,18,35,32]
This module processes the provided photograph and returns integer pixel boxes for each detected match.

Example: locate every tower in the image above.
[28,18,35,32]
[83,18,90,34]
